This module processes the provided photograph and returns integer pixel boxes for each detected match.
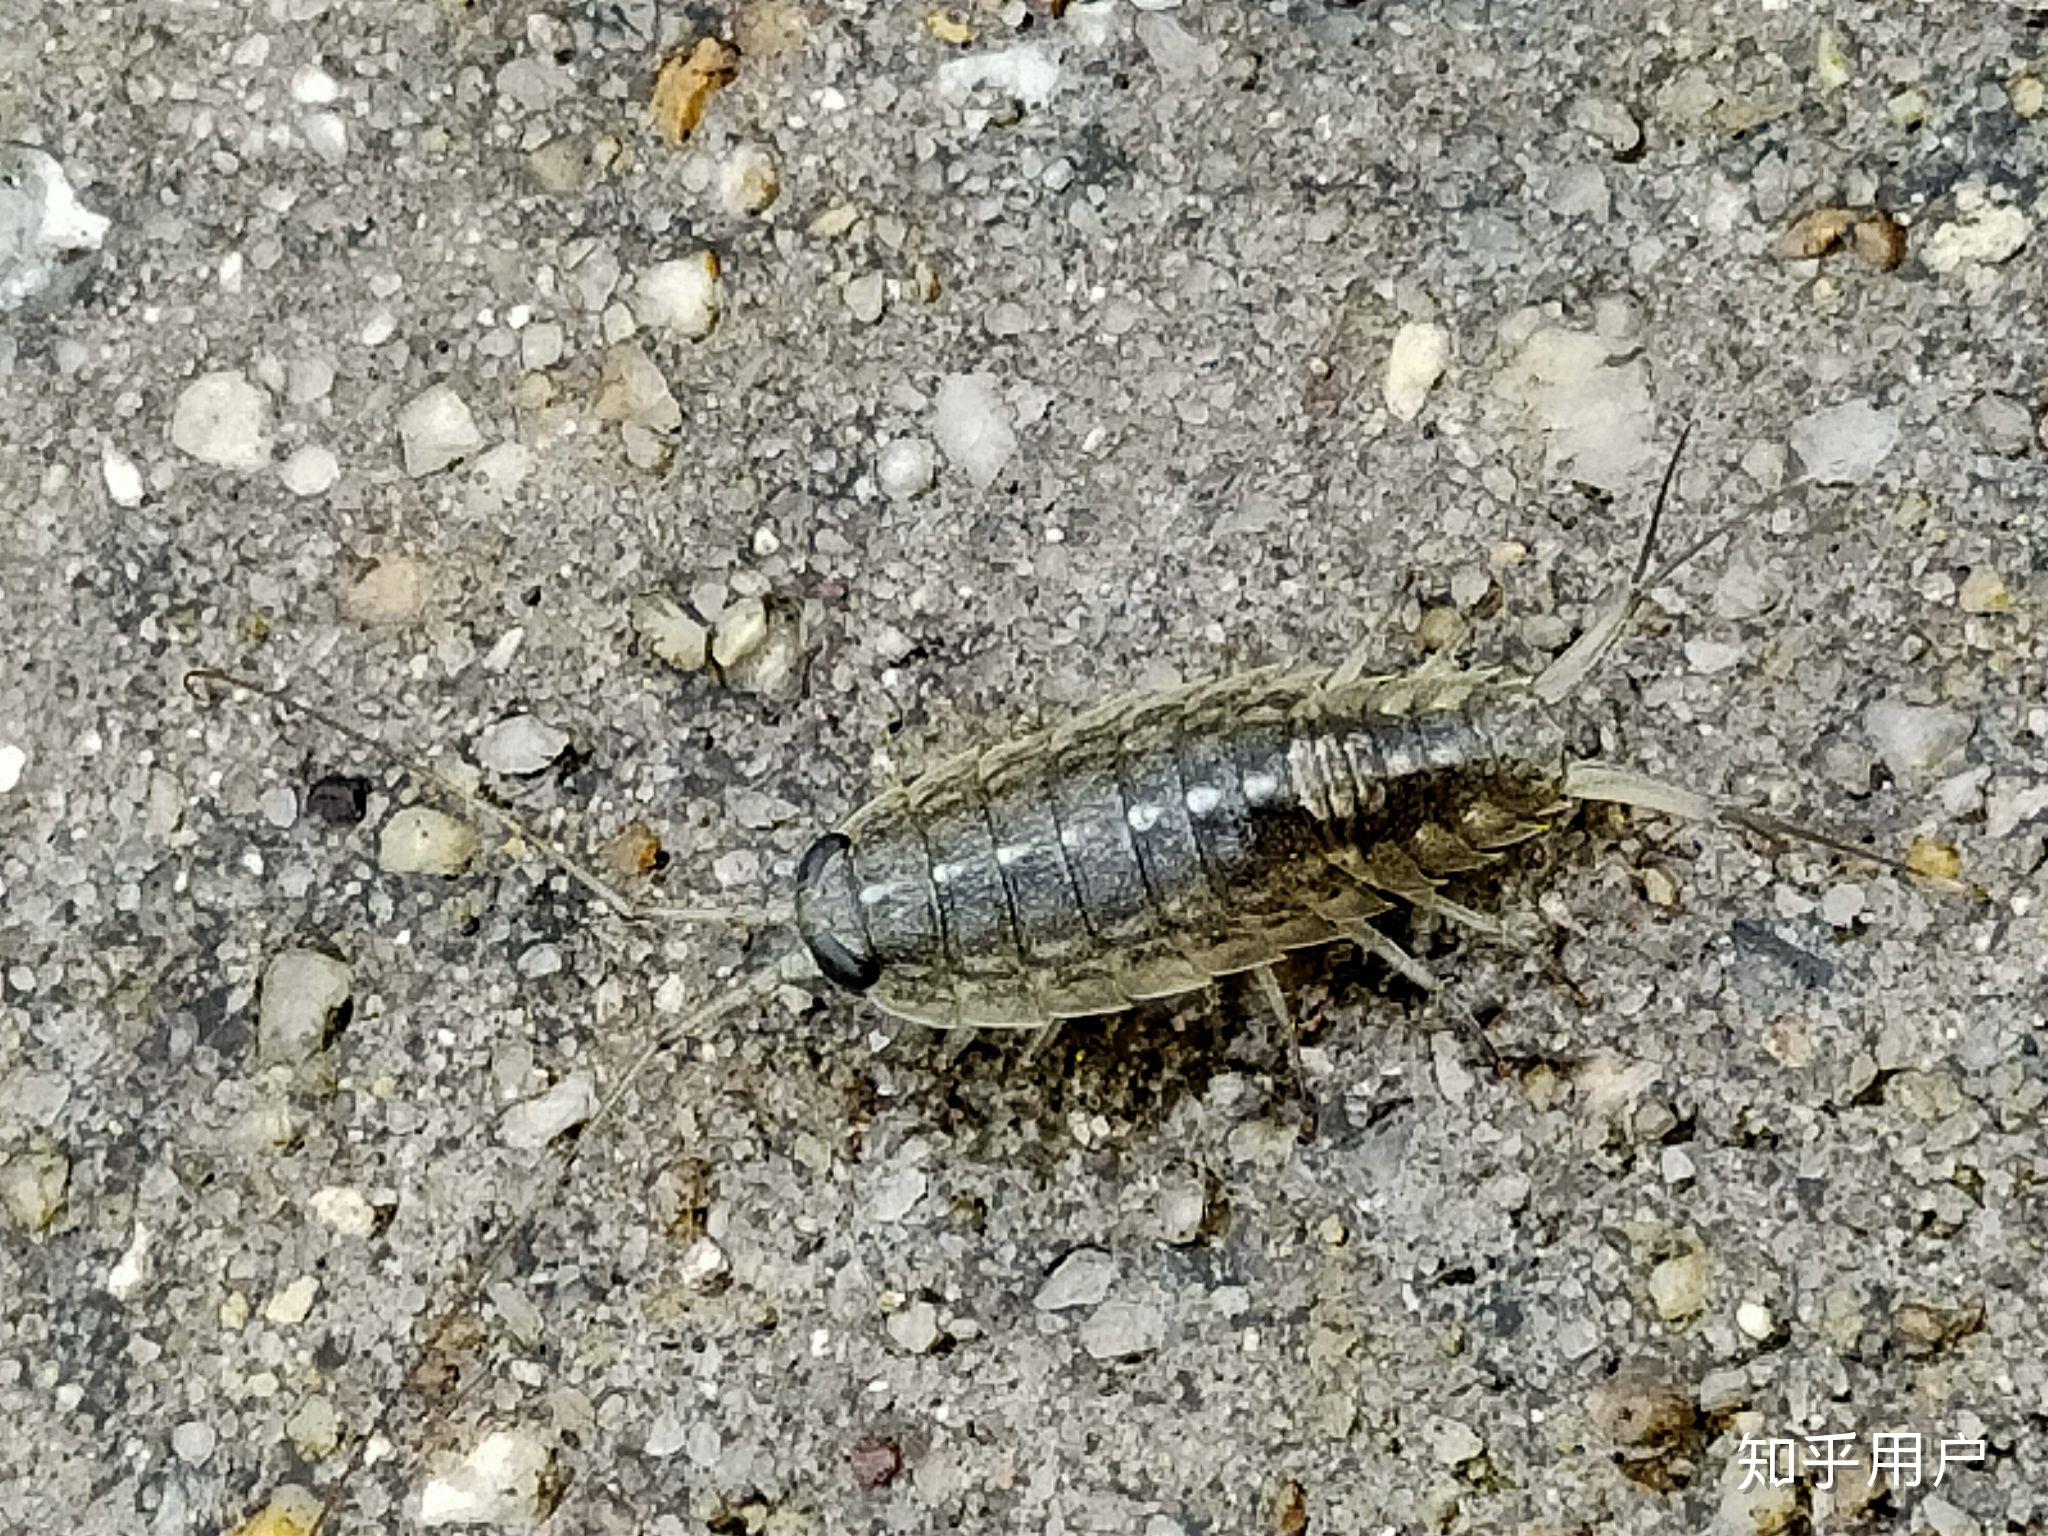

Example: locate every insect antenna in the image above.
[186,663,800,1527]
[1530,422,1698,705]
[183,666,786,928]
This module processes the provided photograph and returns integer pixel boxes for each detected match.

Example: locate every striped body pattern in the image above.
[794,665,1581,1028]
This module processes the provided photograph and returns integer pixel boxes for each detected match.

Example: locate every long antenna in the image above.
[184,667,780,927]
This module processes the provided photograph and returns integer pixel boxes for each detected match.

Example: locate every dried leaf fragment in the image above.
[652,38,739,145]
[1905,837,1962,883]
[927,11,974,45]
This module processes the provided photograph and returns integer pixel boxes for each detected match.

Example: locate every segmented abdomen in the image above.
[835,666,1561,1028]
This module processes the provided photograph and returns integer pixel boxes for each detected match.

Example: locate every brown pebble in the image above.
[601,821,662,880]
[1587,1365,1697,1448]
[1778,207,1858,259]
[849,1437,902,1490]
[1849,210,1907,270]
[1776,207,1907,271]
[1893,1298,1984,1356]
[652,38,738,145]
[1270,1478,1309,1536]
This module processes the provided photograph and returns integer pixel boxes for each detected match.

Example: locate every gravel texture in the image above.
[3,3,2047,1534]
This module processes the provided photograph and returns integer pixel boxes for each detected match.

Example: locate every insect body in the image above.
[796,662,1583,1029]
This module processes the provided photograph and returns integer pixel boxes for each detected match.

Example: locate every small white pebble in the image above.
[1383,320,1450,422]
[633,254,720,339]
[1736,1300,1774,1341]
[419,1431,552,1529]
[101,446,144,507]
[309,1185,377,1238]
[0,743,25,795]
[264,1275,319,1326]
[499,1073,597,1151]
[378,807,480,876]
[877,437,936,500]
[397,384,484,477]
[171,371,273,469]
[1820,883,1865,927]
[290,63,339,104]
[106,1223,154,1300]
[171,1421,217,1466]
[474,714,568,776]
[279,444,339,497]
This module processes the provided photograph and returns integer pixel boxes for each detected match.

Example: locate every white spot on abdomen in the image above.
[1126,803,1161,832]
[1184,784,1220,816]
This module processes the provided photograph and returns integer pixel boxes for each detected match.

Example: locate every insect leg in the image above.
[1250,963,1318,1128]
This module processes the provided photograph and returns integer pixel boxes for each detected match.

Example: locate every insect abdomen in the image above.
[810,668,1549,1029]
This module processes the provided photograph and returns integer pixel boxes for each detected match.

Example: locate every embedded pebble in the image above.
[171,371,273,469]
[397,384,485,477]
[258,785,298,829]
[1155,1177,1206,1245]
[631,593,710,671]
[877,438,936,500]
[418,1430,553,1528]
[474,714,569,776]
[286,1395,340,1458]
[1821,883,1866,928]
[1492,325,1651,492]
[101,446,144,507]
[0,143,110,312]
[264,1275,319,1327]
[1034,1248,1117,1311]
[345,559,430,624]
[843,271,886,325]
[1863,697,1974,785]
[1428,1418,1485,1466]
[594,341,682,433]
[172,1420,218,1467]
[378,807,481,876]
[1958,566,2011,615]
[634,254,720,339]
[1383,321,1450,422]
[1716,1461,1798,1535]
[279,444,339,497]
[258,949,352,1066]
[863,1165,928,1223]
[1789,398,1898,485]
[106,1221,154,1300]
[718,144,780,214]
[0,743,24,795]
[499,1074,597,1151]
[887,1299,942,1353]
[1648,1249,1710,1321]
[936,44,1061,110]
[712,595,769,668]
[1922,186,2030,274]
[932,373,1017,490]
[0,1149,69,1232]
[679,1235,729,1289]
[1972,394,2034,454]
[308,1185,377,1238]
[1736,1300,1774,1341]
[1079,1300,1165,1360]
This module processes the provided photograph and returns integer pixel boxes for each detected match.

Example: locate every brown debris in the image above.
[652,38,739,145]
[849,1437,902,1489]
[1777,207,1908,271]
[1893,1297,1986,1357]
[601,821,663,880]
[1269,1478,1309,1536]
[927,11,974,45]
[1905,837,1962,883]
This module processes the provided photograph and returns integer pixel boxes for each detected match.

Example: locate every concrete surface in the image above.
[3,2,2046,1533]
